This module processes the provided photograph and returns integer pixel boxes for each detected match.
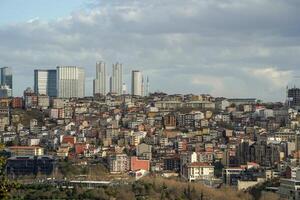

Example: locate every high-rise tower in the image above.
[57,66,85,98]
[131,70,142,96]
[111,63,122,95]
[93,61,106,96]
[34,69,57,97]
[0,67,13,94]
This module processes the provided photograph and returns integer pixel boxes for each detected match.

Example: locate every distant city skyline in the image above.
[1,1,300,101]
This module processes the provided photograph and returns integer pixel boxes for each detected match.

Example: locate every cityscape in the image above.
[1,1,300,200]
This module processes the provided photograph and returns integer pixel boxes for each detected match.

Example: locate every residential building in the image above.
[182,162,215,182]
[93,61,106,95]
[111,63,122,95]
[130,156,150,171]
[108,153,129,173]
[8,146,44,156]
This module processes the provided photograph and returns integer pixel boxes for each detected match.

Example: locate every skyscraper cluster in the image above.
[93,61,150,97]
[34,66,85,98]
[1,62,150,98]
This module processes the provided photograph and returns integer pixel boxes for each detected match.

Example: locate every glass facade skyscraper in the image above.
[34,69,57,97]
[0,67,13,94]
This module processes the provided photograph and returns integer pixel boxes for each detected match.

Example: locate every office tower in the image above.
[131,70,142,96]
[93,61,106,95]
[57,66,85,98]
[0,67,13,92]
[0,85,12,98]
[111,63,122,95]
[34,69,57,97]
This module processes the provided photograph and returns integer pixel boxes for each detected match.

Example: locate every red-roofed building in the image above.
[75,143,87,155]
[62,136,76,147]
[130,156,150,171]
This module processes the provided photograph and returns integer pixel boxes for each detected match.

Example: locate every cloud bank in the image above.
[1,0,300,101]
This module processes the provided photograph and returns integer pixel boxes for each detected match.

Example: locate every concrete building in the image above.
[279,169,300,200]
[111,63,122,95]
[0,67,13,93]
[8,146,44,156]
[0,85,12,98]
[6,156,54,176]
[136,143,152,160]
[57,66,85,98]
[182,162,215,182]
[222,167,244,186]
[34,69,57,97]
[93,61,106,96]
[37,95,50,109]
[108,153,129,173]
[131,70,142,96]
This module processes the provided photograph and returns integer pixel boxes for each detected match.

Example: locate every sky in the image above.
[1,0,300,101]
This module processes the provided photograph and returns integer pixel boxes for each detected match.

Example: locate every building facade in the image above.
[57,66,85,98]
[6,156,55,176]
[288,87,300,109]
[34,69,57,97]
[108,153,129,173]
[93,61,106,95]
[0,67,13,93]
[131,70,142,96]
[0,85,12,98]
[111,63,122,95]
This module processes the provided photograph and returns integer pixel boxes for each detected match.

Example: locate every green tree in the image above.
[0,144,19,199]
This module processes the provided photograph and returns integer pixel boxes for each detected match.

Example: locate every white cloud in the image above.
[0,0,300,100]
[249,67,292,88]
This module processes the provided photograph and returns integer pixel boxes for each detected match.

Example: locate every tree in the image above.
[0,144,18,199]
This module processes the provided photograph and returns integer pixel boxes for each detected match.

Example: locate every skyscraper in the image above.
[0,67,13,93]
[93,61,106,95]
[131,70,142,96]
[57,66,85,98]
[111,63,122,95]
[34,69,57,97]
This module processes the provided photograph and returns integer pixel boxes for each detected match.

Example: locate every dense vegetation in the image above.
[8,176,280,200]
[58,160,109,179]
[0,144,19,200]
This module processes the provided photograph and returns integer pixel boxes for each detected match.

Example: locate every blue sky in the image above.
[0,0,300,101]
[0,0,85,24]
